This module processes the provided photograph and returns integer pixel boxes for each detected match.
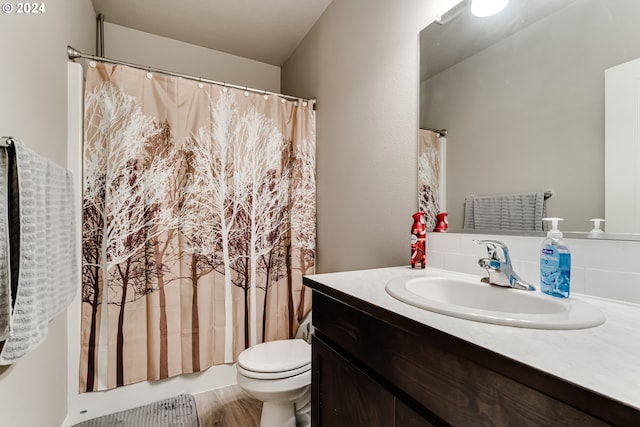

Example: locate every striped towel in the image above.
[0,150,11,341]
[0,139,78,364]
[464,192,546,231]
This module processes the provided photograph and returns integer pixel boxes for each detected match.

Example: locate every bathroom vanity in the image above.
[303,267,640,426]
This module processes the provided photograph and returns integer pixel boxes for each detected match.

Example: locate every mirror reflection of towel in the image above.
[464,192,546,231]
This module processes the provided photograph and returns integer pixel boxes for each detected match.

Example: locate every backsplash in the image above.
[426,232,640,304]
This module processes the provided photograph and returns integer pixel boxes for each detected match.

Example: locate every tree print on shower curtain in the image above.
[80,62,315,391]
[82,82,182,390]
[182,96,293,352]
[290,115,316,333]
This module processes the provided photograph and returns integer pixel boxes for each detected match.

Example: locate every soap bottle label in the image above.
[540,245,570,298]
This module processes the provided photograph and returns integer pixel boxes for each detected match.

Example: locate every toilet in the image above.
[236,338,311,427]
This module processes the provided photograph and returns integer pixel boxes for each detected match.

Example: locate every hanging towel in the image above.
[0,139,78,364]
[0,150,11,341]
[463,192,546,231]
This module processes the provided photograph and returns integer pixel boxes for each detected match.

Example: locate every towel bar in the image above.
[0,136,14,148]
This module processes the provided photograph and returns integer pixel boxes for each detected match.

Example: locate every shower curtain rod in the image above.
[66,45,316,106]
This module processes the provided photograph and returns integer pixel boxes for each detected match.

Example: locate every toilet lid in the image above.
[238,339,311,373]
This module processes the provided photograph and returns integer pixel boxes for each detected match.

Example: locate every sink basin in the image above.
[386,274,605,329]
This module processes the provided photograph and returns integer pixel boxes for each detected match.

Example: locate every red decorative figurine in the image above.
[411,211,427,269]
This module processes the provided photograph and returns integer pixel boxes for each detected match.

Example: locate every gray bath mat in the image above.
[73,393,199,427]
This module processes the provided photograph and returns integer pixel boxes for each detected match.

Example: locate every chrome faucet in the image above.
[473,239,536,291]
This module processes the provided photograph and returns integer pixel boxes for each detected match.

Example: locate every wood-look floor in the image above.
[193,385,262,427]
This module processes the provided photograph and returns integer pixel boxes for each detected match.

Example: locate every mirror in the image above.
[419,0,640,236]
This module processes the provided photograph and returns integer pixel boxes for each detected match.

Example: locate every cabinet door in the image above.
[312,336,395,427]
[396,400,438,427]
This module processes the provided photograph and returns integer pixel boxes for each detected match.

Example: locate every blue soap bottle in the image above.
[540,218,571,298]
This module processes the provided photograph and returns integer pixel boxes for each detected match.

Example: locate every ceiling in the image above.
[90,0,333,66]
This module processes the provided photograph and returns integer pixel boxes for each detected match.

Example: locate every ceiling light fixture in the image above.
[470,0,509,17]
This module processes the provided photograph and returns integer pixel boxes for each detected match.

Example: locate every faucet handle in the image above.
[473,239,508,262]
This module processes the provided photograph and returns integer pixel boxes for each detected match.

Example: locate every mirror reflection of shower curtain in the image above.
[418,129,445,229]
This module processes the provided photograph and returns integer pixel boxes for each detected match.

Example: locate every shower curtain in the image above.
[80,62,315,392]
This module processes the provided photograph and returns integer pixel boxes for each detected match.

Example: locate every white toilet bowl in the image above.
[236,339,311,427]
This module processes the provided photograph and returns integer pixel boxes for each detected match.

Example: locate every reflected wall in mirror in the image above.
[419,0,640,235]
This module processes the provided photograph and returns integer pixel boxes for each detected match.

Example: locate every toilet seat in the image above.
[237,339,311,380]
[237,361,311,380]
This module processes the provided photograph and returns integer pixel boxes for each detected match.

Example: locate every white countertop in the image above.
[305,266,640,411]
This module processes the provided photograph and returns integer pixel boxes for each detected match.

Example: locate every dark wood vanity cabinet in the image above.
[305,283,640,427]
[312,335,395,426]
[313,334,436,427]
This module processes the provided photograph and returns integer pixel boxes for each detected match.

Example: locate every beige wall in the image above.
[0,1,95,426]
[103,22,281,93]
[282,0,449,273]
